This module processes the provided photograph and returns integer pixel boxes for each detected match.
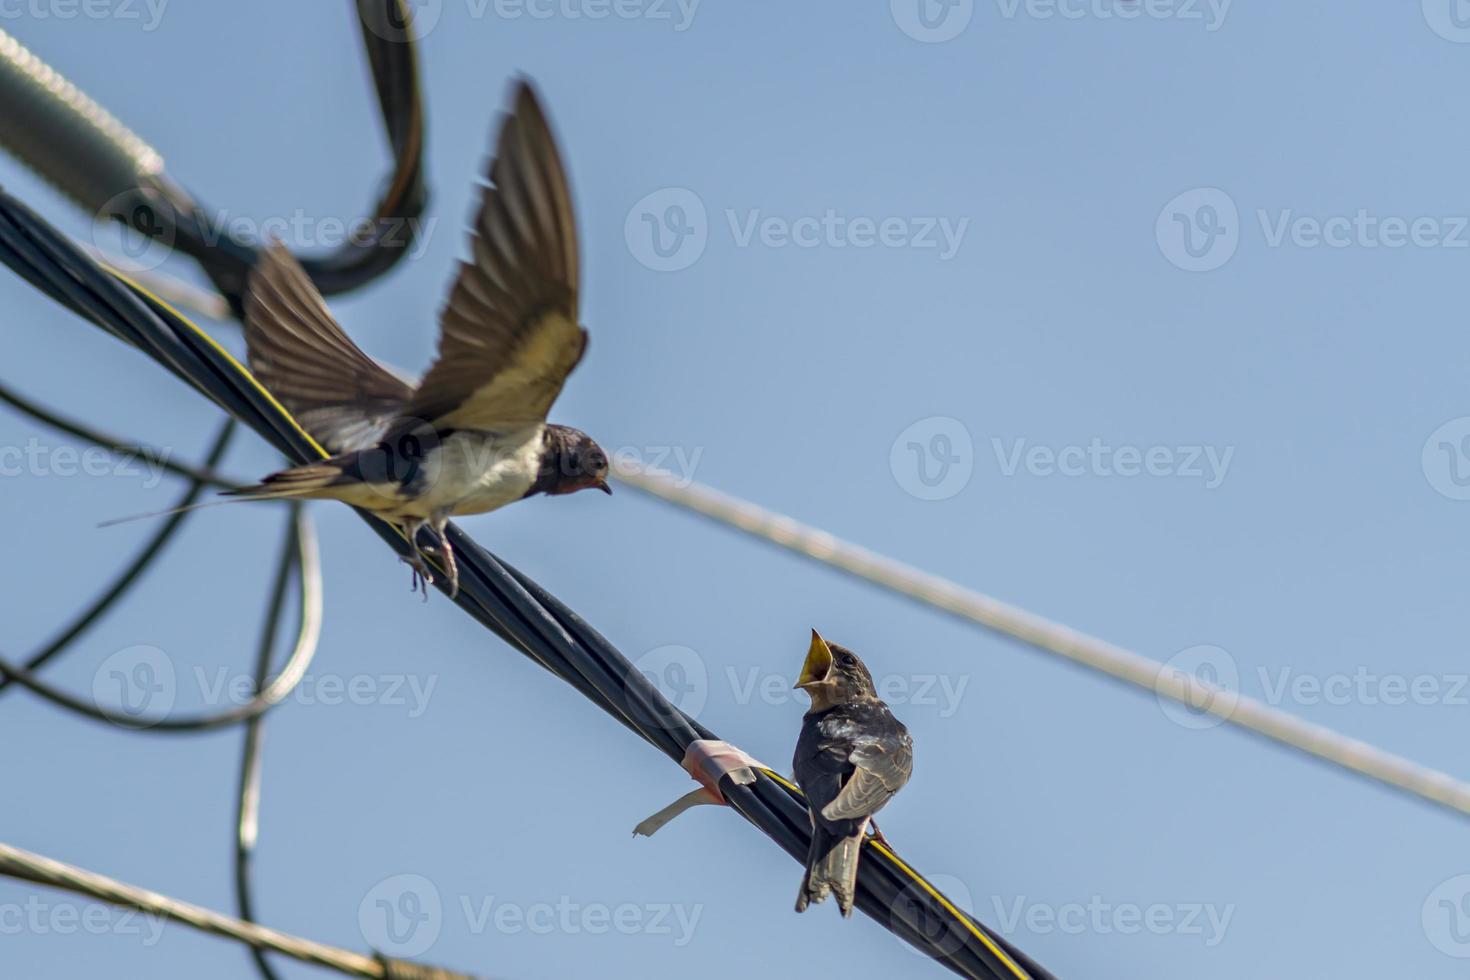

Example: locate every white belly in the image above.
[387,426,543,520]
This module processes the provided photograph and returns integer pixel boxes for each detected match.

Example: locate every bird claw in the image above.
[398,520,456,601]
[400,554,434,601]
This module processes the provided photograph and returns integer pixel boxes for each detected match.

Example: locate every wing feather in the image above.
[820,738,914,823]
[399,81,584,431]
[243,244,413,451]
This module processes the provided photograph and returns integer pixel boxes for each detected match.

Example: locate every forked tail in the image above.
[795,824,864,917]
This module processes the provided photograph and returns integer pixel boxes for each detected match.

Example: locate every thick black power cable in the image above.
[0,188,1057,980]
[0,7,435,978]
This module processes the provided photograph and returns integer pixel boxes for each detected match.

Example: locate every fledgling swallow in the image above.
[792,630,914,917]
[226,81,609,598]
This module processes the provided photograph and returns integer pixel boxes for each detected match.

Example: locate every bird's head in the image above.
[537,425,612,497]
[794,630,876,709]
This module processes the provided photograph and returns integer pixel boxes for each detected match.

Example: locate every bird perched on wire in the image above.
[792,630,913,918]
[227,81,609,598]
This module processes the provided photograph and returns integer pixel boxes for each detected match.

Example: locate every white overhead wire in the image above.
[613,463,1470,820]
[79,269,1470,820]
[0,842,388,978]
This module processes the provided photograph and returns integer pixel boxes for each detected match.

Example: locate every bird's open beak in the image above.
[795,629,834,689]
[596,479,613,495]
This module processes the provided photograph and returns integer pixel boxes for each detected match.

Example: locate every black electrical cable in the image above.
[0,8,429,978]
[0,476,323,732]
[0,187,1058,980]
[234,507,303,980]
[102,0,429,308]
[0,419,235,696]
[0,377,242,488]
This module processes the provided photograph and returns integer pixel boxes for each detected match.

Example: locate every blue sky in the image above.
[3,2,1470,978]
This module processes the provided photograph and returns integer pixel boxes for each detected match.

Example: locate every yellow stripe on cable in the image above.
[89,265,1470,820]
[615,463,1470,820]
[757,768,1033,980]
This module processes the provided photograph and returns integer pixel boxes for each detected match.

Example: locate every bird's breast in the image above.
[424,426,544,516]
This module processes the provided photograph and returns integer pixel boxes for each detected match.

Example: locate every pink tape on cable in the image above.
[633,739,770,838]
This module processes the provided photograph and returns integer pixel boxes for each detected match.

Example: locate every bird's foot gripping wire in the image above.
[867,820,890,848]
[400,518,459,600]
[425,517,458,599]
[399,520,435,601]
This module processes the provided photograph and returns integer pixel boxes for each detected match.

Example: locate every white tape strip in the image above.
[633,739,770,838]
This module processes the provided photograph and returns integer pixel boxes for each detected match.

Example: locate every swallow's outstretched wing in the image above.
[820,729,913,823]
[398,80,585,433]
[244,244,413,452]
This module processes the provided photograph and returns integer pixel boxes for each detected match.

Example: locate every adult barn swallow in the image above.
[227,82,610,597]
[792,630,913,917]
